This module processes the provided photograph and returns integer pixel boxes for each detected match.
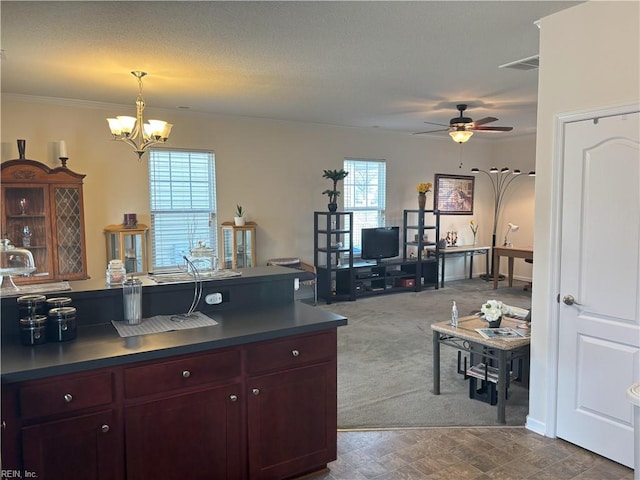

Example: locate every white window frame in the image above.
[148,149,217,271]
[343,158,387,255]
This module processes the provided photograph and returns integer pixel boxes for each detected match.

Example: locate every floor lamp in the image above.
[470,167,535,281]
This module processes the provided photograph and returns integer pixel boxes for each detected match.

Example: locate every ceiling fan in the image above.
[414,104,513,143]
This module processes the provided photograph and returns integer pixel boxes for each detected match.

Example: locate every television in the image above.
[361,227,400,262]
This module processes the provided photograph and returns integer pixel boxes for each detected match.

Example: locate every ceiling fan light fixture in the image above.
[449,129,473,144]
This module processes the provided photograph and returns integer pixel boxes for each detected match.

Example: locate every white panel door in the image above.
[557,111,640,467]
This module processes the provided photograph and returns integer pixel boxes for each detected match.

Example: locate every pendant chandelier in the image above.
[107,71,173,159]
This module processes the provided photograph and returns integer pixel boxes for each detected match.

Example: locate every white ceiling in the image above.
[1,1,581,139]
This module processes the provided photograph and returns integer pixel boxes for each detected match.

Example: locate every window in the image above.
[148,150,217,271]
[343,158,386,254]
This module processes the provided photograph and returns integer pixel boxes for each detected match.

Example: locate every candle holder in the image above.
[59,156,69,168]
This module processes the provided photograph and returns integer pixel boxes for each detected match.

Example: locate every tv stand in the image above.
[314,210,440,303]
[336,258,438,299]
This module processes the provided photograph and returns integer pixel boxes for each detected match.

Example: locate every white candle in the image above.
[59,140,68,158]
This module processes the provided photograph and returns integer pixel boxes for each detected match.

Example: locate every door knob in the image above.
[563,294,583,306]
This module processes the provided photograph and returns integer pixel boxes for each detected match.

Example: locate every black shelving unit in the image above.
[402,209,440,290]
[314,211,354,304]
[314,210,441,303]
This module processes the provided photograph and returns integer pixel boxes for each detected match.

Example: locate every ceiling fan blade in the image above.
[413,128,449,135]
[472,126,513,132]
[472,117,498,126]
[422,121,450,127]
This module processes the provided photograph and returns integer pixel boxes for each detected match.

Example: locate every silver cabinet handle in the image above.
[101,424,110,433]
[182,370,191,378]
[63,393,73,403]
[229,394,238,402]
[291,349,300,357]
[252,388,260,396]
[563,294,583,306]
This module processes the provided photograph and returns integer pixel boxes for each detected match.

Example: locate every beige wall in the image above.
[2,95,535,285]
[529,0,640,434]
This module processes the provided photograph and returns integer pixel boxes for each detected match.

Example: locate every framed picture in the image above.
[434,174,475,215]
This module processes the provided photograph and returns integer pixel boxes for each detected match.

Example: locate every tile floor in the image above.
[313,427,634,480]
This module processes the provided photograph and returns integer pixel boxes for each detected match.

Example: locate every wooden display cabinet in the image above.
[221,221,256,269]
[104,224,149,274]
[1,159,88,283]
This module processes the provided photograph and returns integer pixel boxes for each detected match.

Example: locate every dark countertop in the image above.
[2,302,347,384]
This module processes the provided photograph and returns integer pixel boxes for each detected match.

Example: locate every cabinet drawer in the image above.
[19,371,114,420]
[246,330,336,375]
[124,349,241,399]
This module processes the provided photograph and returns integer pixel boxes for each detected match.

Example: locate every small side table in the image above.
[104,224,149,274]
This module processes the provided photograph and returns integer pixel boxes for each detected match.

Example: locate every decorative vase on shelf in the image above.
[328,203,338,212]
[418,192,426,210]
[17,139,26,159]
[487,316,502,328]
[472,233,477,246]
[234,216,245,226]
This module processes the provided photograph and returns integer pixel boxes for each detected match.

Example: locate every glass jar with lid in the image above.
[107,259,127,286]
[188,241,218,274]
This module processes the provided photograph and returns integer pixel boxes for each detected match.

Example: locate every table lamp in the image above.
[503,223,520,246]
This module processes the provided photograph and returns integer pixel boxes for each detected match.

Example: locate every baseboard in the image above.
[525,415,548,436]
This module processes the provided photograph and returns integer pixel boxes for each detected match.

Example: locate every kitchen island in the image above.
[1,266,347,480]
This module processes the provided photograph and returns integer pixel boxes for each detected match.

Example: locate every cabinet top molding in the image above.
[1,159,85,182]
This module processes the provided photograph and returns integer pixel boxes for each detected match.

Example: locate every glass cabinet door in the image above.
[104,224,149,273]
[2,185,52,280]
[53,186,85,277]
[235,228,253,268]
[221,222,256,269]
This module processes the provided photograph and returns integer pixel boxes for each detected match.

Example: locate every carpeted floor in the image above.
[318,278,532,429]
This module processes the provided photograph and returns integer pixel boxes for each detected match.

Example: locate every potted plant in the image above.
[322,169,349,212]
[234,204,245,226]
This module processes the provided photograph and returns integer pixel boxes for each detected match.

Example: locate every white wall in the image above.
[1,94,536,286]
[529,0,640,434]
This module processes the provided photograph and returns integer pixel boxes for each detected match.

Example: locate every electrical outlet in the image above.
[205,293,223,305]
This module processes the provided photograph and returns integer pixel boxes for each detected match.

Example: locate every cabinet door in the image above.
[124,383,243,480]
[1,185,54,281]
[51,184,87,279]
[247,362,337,480]
[1,385,22,472]
[21,409,121,480]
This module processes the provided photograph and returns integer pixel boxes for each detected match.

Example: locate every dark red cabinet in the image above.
[1,329,338,480]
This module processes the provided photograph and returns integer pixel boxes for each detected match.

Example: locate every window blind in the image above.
[343,159,387,253]
[148,150,217,270]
